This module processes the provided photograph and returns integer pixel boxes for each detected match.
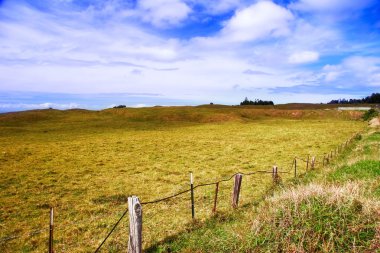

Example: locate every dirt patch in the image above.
[369,117,380,128]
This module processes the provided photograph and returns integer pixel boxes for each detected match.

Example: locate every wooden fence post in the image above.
[272,166,279,184]
[311,156,315,170]
[294,158,297,178]
[190,172,195,219]
[323,155,325,166]
[232,174,242,208]
[128,196,142,253]
[49,207,54,253]
[306,155,310,171]
[212,182,219,214]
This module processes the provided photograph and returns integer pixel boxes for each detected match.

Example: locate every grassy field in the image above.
[0,106,366,252]
[151,129,380,252]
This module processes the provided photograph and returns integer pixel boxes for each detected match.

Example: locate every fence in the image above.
[0,133,361,252]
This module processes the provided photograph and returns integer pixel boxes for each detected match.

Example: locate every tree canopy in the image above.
[328,93,380,104]
[240,97,274,106]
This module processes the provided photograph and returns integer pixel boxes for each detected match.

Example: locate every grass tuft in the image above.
[249,183,379,252]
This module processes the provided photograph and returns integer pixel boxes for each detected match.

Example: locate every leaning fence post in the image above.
[212,182,219,214]
[232,174,242,208]
[294,158,297,178]
[190,172,195,219]
[128,196,142,253]
[311,156,315,170]
[49,207,54,253]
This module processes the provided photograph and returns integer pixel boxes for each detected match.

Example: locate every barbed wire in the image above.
[4,131,362,252]
[93,208,129,253]
[92,168,287,252]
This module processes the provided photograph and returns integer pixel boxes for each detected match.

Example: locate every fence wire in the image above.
[2,132,361,252]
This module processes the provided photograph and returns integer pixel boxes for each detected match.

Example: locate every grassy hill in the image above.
[0,106,369,252]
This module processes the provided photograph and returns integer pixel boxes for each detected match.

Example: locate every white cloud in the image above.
[133,103,149,108]
[138,0,192,27]
[221,1,294,42]
[322,56,380,86]
[288,51,319,64]
[0,0,377,106]
[0,103,79,110]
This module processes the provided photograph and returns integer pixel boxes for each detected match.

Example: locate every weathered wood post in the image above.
[311,156,316,170]
[323,155,325,166]
[49,207,54,253]
[212,182,219,214]
[128,196,142,253]
[294,158,297,178]
[330,150,333,160]
[272,166,279,184]
[232,174,242,208]
[190,172,195,219]
[306,155,310,171]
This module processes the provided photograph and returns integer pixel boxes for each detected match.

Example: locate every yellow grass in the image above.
[0,107,365,252]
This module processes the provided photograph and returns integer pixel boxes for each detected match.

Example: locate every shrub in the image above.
[113,105,126,108]
[362,108,378,121]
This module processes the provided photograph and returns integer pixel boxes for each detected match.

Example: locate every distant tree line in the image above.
[113,105,126,108]
[240,97,274,106]
[328,93,380,104]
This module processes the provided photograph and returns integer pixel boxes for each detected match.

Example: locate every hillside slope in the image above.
[148,130,380,252]
[0,107,368,252]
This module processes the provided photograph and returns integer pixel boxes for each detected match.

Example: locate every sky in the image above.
[0,0,380,112]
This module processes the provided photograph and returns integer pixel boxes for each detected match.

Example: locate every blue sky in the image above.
[0,0,379,112]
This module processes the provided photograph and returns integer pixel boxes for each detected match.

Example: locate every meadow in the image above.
[0,106,365,252]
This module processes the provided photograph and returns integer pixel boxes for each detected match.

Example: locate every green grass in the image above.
[328,160,380,182]
[0,107,366,252]
[146,129,380,253]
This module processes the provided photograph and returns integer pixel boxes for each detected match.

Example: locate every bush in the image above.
[113,105,126,108]
[362,109,378,121]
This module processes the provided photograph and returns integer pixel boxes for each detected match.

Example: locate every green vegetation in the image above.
[328,160,380,182]
[0,107,367,252]
[362,108,379,121]
[148,131,380,252]
[329,92,380,104]
[240,97,274,106]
